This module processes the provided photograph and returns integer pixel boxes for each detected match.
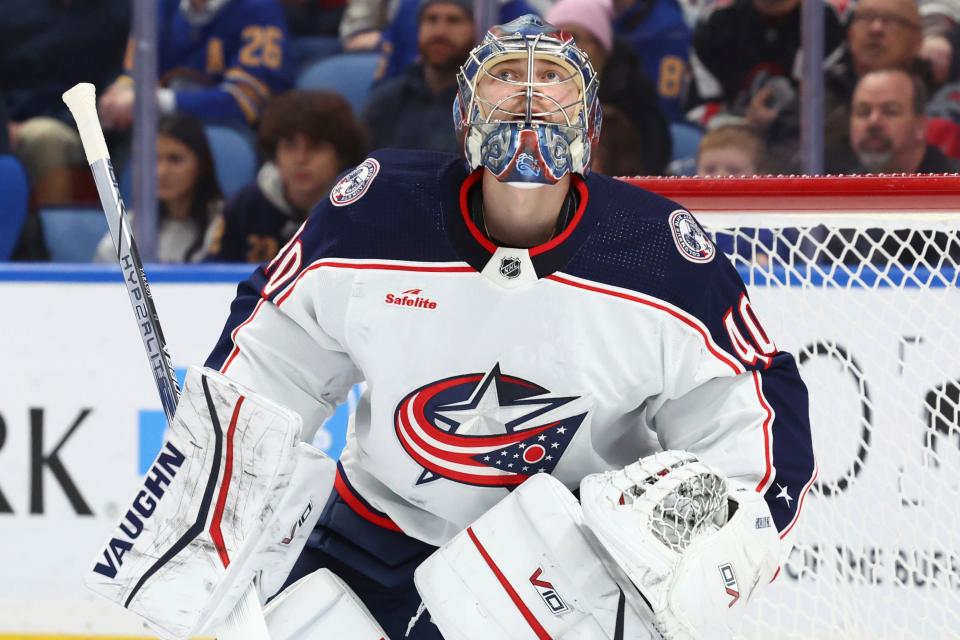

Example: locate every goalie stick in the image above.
[62,82,271,640]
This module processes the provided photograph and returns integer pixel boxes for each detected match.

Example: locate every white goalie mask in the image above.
[453,15,602,186]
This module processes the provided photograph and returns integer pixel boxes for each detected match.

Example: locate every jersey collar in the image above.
[441,165,599,284]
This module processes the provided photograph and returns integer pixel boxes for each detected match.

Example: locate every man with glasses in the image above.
[824,0,931,171]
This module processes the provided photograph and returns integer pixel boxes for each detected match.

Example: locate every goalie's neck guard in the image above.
[454,15,602,186]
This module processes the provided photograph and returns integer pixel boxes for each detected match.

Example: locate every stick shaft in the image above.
[90,157,180,422]
[64,83,270,639]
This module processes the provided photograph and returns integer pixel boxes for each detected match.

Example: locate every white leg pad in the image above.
[265,569,389,640]
[414,474,659,639]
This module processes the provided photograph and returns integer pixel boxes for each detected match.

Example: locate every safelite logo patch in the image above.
[384,288,438,310]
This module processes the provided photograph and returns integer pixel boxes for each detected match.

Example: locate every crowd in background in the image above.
[3,0,960,264]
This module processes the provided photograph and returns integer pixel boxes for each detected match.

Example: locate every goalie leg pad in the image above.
[265,568,388,639]
[84,366,336,640]
[414,473,660,639]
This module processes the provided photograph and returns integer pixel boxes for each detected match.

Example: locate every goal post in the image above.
[626,175,960,639]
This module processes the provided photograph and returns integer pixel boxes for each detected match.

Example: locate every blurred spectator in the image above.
[207,90,367,263]
[378,0,540,82]
[843,69,957,173]
[99,0,295,132]
[695,123,766,175]
[695,124,776,265]
[340,0,553,53]
[282,0,347,37]
[94,114,224,263]
[612,0,692,122]
[688,0,844,171]
[592,104,647,175]
[0,92,10,155]
[823,0,930,171]
[1,0,130,208]
[363,0,474,153]
[340,0,392,50]
[547,0,671,174]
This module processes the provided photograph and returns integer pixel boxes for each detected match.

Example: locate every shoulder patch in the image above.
[330,158,380,207]
[669,209,716,263]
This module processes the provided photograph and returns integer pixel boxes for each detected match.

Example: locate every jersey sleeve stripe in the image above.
[752,370,777,495]
[779,464,818,540]
[546,273,744,374]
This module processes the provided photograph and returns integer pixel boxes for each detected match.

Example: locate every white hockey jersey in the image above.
[205,149,815,548]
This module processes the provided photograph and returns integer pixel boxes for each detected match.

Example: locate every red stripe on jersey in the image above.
[545,274,743,374]
[221,260,473,373]
[276,261,474,307]
[458,170,496,253]
[456,171,590,257]
[779,465,818,539]
[334,468,403,532]
[210,396,245,567]
[752,370,776,494]
[530,175,588,257]
[467,527,552,640]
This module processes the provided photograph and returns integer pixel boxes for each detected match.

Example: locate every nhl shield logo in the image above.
[669,209,715,263]
[330,158,380,207]
[499,256,522,279]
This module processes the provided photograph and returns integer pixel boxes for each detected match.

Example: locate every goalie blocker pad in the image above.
[414,473,660,639]
[84,366,336,640]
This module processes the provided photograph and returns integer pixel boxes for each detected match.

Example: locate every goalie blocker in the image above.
[85,366,337,639]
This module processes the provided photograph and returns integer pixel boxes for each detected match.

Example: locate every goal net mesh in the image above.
[630,176,960,640]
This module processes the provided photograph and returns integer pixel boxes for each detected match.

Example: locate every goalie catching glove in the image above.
[580,451,781,640]
[84,366,337,640]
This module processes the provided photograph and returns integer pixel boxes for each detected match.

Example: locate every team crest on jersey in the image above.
[669,209,715,263]
[330,158,380,207]
[499,256,522,279]
[394,364,586,487]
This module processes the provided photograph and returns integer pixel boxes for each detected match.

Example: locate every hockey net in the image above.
[628,175,960,640]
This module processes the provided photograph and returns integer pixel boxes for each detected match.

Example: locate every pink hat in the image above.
[546,0,614,55]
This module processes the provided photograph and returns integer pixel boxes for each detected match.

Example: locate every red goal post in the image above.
[623,175,960,639]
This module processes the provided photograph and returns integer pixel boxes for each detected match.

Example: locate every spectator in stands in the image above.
[98,0,295,133]
[377,0,542,82]
[591,104,647,175]
[613,0,692,123]
[547,0,671,175]
[823,0,929,171]
[282,0,347,38]
[845,69,957,173]
[339,0,391,51]
[695,124,777,266]
[695,124,766,176]
[93,114,223,264]
[1,0,129,214]
[363,0,474,153]
[206,90,367,263]
[688,0,845,171]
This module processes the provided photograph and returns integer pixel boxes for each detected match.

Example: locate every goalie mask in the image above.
[454,15,601,186]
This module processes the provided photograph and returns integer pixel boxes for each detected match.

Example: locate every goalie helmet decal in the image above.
[393,363,587,487]
[454,14,601,186]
